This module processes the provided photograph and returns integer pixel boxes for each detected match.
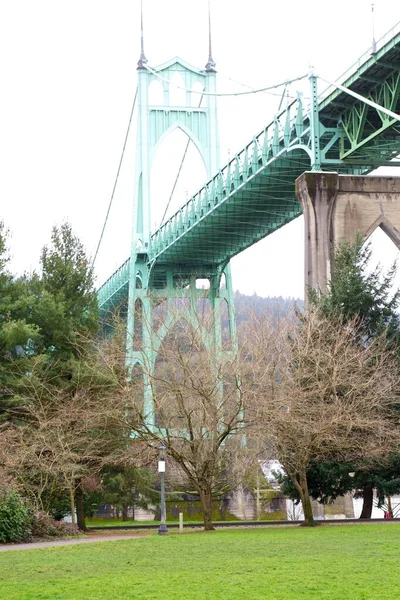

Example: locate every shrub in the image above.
[0,488,31,543]
[30,511,80,539]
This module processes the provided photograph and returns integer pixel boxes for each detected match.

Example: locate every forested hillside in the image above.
[233,291,302,324]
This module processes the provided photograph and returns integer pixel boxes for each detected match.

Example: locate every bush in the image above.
[30,511,80,539]
[0,488,31,543]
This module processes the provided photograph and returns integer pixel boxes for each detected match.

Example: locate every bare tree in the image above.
[246,309,400,526]
[112,306,250,531]
[2,352,149,529]
[95,302,288,530]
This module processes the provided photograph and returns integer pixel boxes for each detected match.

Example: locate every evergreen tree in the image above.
[1,222,104,527]
[101,466,157,521]
[309,235,400,518]
[311,236,400,342]
[25,222,100,525]
[0,222,40,421]
[27,222,98,360]
[1,222,98,417]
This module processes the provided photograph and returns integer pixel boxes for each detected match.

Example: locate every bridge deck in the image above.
[98,23,400,312]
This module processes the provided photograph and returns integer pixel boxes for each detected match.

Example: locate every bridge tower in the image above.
[126,9,237,424]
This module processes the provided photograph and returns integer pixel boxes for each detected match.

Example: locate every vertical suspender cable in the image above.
[92,88,138,268]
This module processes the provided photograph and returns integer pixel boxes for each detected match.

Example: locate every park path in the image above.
[0,531,150,553]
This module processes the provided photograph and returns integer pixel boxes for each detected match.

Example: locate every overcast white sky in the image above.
[1,0,400,298]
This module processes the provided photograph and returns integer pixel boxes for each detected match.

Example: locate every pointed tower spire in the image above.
[205,0,216,72]
[137,0,148,69]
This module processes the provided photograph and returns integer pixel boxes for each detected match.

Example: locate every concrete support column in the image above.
[296,172,339,294]
[296,172,400,297]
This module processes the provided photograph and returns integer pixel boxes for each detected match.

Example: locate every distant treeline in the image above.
[233,291,303,325]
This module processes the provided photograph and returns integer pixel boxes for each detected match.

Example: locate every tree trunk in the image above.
[387,495,393,518]
[291,471,316,527]
[300,489,315,526]
[122,504,129,521]
[256,470,261,521]
[69,485,76,526]
[199,488,215,531]
[359,485,373,519]
[75,479,86,531]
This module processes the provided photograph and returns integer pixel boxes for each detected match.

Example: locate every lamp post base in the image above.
[158,523,168,535]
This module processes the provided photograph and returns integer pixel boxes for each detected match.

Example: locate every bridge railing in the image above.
[97,257,131,307]
[319,20,400,103]
[150,96,307,259]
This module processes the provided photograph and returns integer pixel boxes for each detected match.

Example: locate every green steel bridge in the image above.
[96,18,400,422]
[98,21,400,315]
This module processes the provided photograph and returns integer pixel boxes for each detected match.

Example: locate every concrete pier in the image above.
[296,172,400,294]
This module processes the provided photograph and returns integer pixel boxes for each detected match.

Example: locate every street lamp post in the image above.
[158,444,168,535]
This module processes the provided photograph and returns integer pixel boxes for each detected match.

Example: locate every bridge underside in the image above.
[98,148,311,317]
[319,33,400,164]
[151,153,309,268]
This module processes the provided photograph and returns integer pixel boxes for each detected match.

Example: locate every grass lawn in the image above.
[1,524,399,599]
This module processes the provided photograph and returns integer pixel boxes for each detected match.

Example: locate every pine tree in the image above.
[0,222,40,421]
[28,222,98,360]
[309,235,400,518]
[1,222,102,527]
[312,235,400,342]
[26,222,100,526]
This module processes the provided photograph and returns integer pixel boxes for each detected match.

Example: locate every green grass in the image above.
[1,524,400,599]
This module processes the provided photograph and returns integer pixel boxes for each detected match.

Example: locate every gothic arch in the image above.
[296,173,400,295]
[150,126,208,228]
[363,216,400,250]
[155,309,210,354]
[151,123,207,171]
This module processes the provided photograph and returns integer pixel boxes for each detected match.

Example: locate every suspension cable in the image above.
[92,88,138,268]
[217,70,297,100]
[160,92,205,227]
[93,69,309,266]
[144,63,308,97]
